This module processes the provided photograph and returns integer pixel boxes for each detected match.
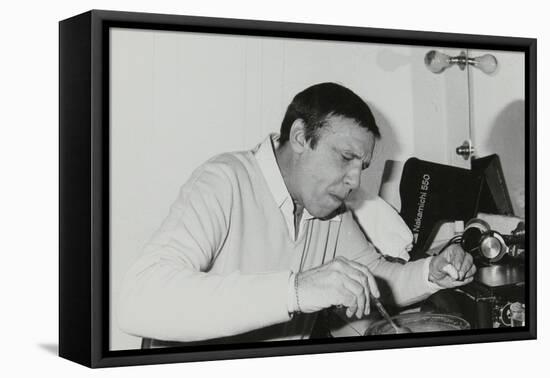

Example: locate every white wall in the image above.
[2,0,546,377]
[469,49,526,216]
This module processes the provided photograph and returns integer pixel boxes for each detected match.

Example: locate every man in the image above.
[118,82,475,343]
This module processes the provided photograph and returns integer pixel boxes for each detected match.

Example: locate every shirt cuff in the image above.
[423,256,443,292]
[287,271,298,315]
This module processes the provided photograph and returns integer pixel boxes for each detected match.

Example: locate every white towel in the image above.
[352,196,413,261]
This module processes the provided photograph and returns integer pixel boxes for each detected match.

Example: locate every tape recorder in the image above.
[423,218,526,329]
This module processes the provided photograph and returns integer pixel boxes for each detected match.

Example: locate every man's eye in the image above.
[342,155,353,162]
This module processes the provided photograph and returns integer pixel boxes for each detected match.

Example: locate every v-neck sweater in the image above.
[117,141,438,343]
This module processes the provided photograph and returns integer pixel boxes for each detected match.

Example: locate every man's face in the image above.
[293,115,376,218]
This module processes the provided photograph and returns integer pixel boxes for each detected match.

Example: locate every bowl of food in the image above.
[364,312,470,335]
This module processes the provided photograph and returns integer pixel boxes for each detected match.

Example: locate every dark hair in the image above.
[279,82,380,148]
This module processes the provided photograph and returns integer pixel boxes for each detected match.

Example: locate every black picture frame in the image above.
[59,9,537,368]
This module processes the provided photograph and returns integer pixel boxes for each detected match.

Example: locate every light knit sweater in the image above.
[117,137,439,343]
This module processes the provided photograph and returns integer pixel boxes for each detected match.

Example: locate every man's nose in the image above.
[344,166,362,191]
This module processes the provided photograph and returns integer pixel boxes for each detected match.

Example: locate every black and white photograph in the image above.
[1,1,538,375]
[95,14,533,355]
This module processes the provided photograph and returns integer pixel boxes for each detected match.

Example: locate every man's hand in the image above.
[429,244,476,288]
[296,256,380,319]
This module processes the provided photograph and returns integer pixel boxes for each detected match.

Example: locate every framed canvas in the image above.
[59,9,536,368]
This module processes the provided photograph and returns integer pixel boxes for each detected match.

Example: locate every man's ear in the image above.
[288,119,308,153]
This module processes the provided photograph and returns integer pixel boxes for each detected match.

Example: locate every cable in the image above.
[435,235,463,255]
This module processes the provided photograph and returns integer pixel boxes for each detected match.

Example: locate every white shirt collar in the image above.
[252,134,295,209]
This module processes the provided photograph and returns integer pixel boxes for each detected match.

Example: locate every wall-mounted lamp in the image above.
[424,50,498,74]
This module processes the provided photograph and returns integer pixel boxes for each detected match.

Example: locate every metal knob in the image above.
[456,140,475,160]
